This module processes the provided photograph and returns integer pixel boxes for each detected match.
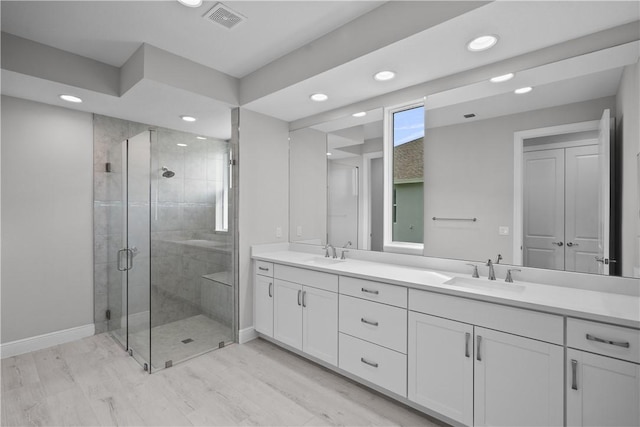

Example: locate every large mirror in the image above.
[289,40,639,278]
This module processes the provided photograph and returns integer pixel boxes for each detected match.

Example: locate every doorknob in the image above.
[566,242,578,247]
[551,241,563,247]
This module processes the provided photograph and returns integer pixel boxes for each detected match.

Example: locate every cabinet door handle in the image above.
[268,282,273,298]
[360,357,378,368]
[258,266,269,271]
[586,333,630,348]
[571,359,578,390]
[302,291,307,308]
[476,335,482,361]
[297,290,302,306]
[361,288,379,295]
[465,332,470,358]
[360,318,379,327]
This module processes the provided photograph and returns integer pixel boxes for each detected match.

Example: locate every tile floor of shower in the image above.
[112,315,233,372]
[110,271,234,372]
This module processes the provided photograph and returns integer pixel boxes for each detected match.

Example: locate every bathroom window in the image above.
[384,102,424,253]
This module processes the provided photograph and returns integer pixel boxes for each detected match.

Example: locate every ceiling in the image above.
[0,1,383,78]
[1,1,639,140]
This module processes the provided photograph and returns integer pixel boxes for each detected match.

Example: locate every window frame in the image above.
[383,100,425,255]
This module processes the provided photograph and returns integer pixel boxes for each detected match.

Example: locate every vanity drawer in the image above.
[340,276,407,308]
[409,289,563,345]
[568,318,640,363]
[255,261,274,277]
[339,333,407,397]
[274,264,338,293]
[339,295,407,354]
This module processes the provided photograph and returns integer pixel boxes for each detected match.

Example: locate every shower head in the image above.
[161,167,175,178]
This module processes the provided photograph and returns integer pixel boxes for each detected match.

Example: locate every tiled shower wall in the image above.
[93,114,231,334]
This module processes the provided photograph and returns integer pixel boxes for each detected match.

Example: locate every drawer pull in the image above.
[360,357,379,368]
[465,332,470,358]
[360,318,379,327]
[268,282,273,298]
[586,333,630,348]
[477,335,482,361]
[571,359,578,390]
[297,290,302,306]
[361,288,379,295]
[302,291,307,308]
[258,266,269,271]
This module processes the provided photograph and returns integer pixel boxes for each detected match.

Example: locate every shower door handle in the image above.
[117,249,127,271]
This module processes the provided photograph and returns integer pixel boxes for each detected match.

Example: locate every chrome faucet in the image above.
[495,253,503,264]
[486,259,496,280]
[505,268,521,283]
[324,243,334,258]
[466,263,479,278]
[322,243,339,259]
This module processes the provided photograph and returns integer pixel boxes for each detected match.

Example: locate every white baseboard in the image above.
[238,327,257,344]
[1,323,95,359]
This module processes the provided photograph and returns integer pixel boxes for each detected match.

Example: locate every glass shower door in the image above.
[124,131,152,370]
[110,131,152,370]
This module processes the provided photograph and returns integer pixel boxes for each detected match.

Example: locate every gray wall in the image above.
[424,96,615,264]
[238,108,289,331]
[1,96,94,343]
[616,60,640,277]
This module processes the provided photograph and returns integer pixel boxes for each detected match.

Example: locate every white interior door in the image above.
[597,109,611,274]
[565,144,600,273]
[328,162,359,247]
[523,149,565,270]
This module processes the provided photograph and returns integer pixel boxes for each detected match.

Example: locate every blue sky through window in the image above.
[393,106,424,146]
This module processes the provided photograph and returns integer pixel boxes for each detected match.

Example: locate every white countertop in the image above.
[253,250,640,329]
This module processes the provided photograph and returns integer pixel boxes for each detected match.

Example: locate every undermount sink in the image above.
[304,256,345,266]
[444,276,526,292]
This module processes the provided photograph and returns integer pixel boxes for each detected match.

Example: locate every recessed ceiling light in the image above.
[59,94,82,103]
[490,73,514,83]
[352,112,367,118]
[180,115,197,122]
[177,143,188,147]
[326,152,332,156]
[514,86,533,94]
[374,71,396,81]
[196,136,207,140]
[177,0,202,7]
[310,93,328,102]
[467,35,499,52]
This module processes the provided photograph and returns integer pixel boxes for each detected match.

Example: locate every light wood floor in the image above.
[1,334,446,426]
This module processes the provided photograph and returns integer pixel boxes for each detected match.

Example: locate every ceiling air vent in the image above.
[203,3,246,30]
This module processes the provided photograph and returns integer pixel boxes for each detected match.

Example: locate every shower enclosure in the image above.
[106,128,236,372]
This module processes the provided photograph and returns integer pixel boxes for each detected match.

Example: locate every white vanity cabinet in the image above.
[254,261,274,337]
[408,312,474,425]
[566,318,640,427]
[272,265,339,366]
[408,290,564,427]
[338,277,408,397]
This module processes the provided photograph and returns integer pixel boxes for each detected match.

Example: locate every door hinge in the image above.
[229,159,236,166]
[106,309,111,320]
